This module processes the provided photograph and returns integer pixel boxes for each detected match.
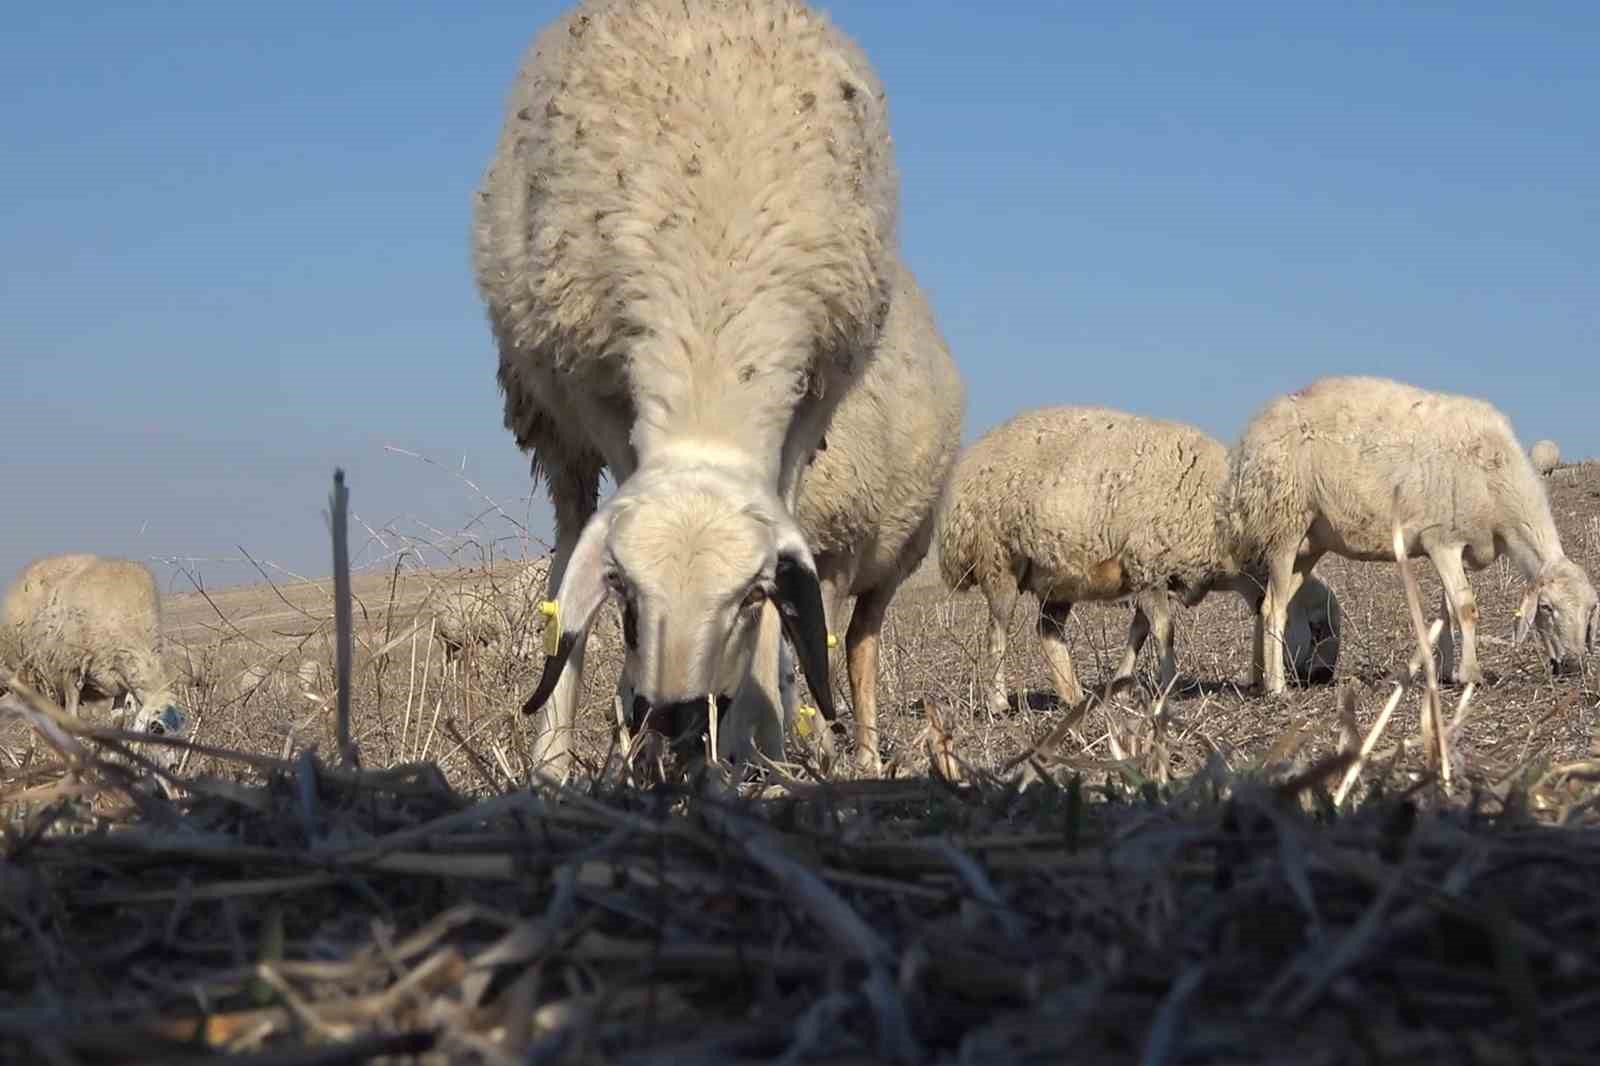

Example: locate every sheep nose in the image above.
[1550,655,1584,678]
[630,695,731,750]
[150,705,186,736]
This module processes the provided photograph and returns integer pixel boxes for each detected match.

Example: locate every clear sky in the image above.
[4,2,1596,592]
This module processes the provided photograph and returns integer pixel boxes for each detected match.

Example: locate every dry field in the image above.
[2,463,1599,1064]
[147,462,1600,799]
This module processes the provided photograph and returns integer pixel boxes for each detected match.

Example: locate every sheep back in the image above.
[475,0,899,466]
[938,407,1232,602]
[2,552,100,635]
[1227,376,1554,565]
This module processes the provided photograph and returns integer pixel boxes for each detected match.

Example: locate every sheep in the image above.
[428,559,551,668]
[631,259,965,773]
[750,259,965,773]
[1,553,188,752]
[228,661,278,703]
[228,657,328,704]
[1283,576,1342,684]
[1531,439,1561,476]
[472,0,900,776]
[1226,375,1599,695]
[936,407,1341,714]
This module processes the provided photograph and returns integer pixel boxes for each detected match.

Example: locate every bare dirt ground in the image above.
[147,462,1600,802]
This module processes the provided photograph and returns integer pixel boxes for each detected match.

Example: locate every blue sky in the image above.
[4,2,1596,591]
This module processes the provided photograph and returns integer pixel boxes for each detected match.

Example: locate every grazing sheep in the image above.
[1284,577,1342,685]
[297,658,325,695]
[228,657,327,704]
[1227,375,1599,694]
[1531,439,1561,476]
[751,259,965,774]
[429,559,551,668]
[937,407,1340,713]
[473,0,899,774]
[228,661,278,702]
[1,554,188,749]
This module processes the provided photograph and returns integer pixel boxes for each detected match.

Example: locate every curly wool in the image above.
[1226,376,1562,571]
[474,0,900,479]
[938,407,1239,605]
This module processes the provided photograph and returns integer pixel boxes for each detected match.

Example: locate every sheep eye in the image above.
[741,585,768,610]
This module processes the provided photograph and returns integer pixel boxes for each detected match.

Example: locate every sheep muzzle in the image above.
[630,694,731,755]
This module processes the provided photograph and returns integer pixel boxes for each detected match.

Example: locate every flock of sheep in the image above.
[3,0,1595,786]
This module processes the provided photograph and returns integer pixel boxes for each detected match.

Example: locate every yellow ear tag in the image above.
[795,704,817,738]
[538,599,561,656]
[826,633,838,649]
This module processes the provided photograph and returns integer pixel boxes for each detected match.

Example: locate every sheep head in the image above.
[521,464,833,759]
[1285,576,1342,685]
[113,686,189,769]
[1513,556,1599,674]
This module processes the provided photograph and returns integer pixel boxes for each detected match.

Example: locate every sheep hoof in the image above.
[854,748,883,777]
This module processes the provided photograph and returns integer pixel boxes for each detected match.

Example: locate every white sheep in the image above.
[936,407,1341,713]
[472,0,899,775]
[228,661,278,703]
[1283,577,1342,685]
[428,559,550,668]
[1,553,188,748]
[693,258,965,774]
[297,657,325,694]
[1227,375,1598,694]
[228,657,328,704]
[1530,439,1561,476]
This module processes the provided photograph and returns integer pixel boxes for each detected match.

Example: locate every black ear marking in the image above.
[521,633,579,716]
[774,554,835,721]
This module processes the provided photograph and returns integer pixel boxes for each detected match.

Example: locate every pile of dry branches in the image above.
[4,702,1600,1065]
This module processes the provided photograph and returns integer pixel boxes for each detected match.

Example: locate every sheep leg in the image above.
[1260,550,1303,696]
[527,466,601,783]
[58,670,82,718]
[1429,545,1482,684]
[845,583,892,777]
[1145,591,1178,695]
[982,579,1019,718]
[1436,587,1458,684]
[1112,599,1153,686]
[1037,601,1085,709]
[1250,606,1267,692]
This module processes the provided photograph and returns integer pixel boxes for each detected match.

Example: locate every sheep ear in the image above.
[1512,585,1541,645]
[771,534,835,722]
[521,507,615,716]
